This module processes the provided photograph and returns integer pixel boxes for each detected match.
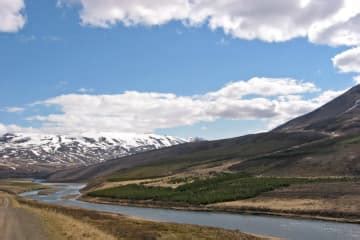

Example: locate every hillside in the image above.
[47,131,325,182]
[231,134,360,176]
[275,85,360,134]
[47,85,360,182]
[229,84,360,176]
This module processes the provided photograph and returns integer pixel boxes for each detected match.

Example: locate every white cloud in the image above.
[78,88,94,93]
[58,0,190,28]
[266,89,345,129]
[332,47,360,73]
[59,0,360,44]
[206,77,318,99]
[4,107,24,113]
[0,0,26,32]
[0,124,6,134]
[308,0,360,46]
[188,0,343,42]
[310,14,360,47]
[312,89,346,104]
[22,77,341,135]
[0,123,33,134]
[354,75,360,84]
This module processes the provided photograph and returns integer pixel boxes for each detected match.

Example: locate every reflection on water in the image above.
[20,183,360,240]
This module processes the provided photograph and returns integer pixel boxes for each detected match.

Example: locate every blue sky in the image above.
[0,0,359,139]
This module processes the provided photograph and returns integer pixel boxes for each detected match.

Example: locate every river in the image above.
[20,183,360,240]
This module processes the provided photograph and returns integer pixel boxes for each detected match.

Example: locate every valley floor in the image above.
[0,180,266,240]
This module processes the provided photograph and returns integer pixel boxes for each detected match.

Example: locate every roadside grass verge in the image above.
[89,173,347,205]
[0,180,47,194]
[24,204,116,240]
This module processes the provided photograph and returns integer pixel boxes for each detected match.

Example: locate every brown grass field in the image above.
[211,181,360,222]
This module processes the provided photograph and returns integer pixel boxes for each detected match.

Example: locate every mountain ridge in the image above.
[0,132,186,177]
[274,84,360,134]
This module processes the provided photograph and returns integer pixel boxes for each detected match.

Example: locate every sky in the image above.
[0,0,360,140]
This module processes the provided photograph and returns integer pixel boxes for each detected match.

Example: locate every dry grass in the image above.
[211,181,360,221]
[212,198,329,211]
[0,192,115,240]
[0,179,47,194]
[24,205,116,240]
[1,192,114,240]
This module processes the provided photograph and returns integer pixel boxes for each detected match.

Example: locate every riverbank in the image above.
[83,178,360,224]
[18,197,268,240]
[81,194,360,224]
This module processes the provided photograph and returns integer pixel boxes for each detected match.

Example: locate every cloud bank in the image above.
[0,77,340,135]
[57,0,359,44]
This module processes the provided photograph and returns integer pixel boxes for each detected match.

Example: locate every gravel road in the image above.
[0,193,49,240]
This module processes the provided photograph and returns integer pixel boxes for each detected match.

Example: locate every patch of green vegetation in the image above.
[89,173,327,205]
[168,176,199,184]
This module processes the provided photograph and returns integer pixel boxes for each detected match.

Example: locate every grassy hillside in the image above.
[231,134,360,176]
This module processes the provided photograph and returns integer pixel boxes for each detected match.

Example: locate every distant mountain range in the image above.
[0,132,186,177]
[47,84,360,182]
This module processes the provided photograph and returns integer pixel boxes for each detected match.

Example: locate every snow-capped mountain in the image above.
[0,132,186,170]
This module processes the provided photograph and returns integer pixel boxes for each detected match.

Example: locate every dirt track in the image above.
[0,193,49,240]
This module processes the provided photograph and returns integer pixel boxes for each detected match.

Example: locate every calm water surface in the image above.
[20,183,360,240]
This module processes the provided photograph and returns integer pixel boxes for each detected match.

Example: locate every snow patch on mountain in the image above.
[0,132,186,169]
